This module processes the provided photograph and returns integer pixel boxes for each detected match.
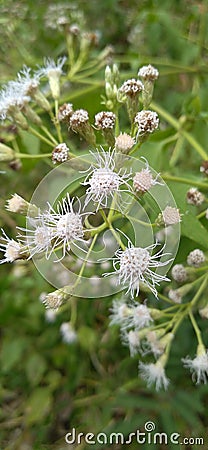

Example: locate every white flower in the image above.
[171,264,187,283]
[37,56,66,79]
[0,229,27,264]
[0,82,29,120]
[109,298,131,327]
[60,322,77,344]
[182,347,208,384]
[17,218,52,259]
[133,159,162,194]
[187,249,205,267]
[45,309,57,323]
[139,358,169,390]
[41,289,67,309]
[82,149,131,210]
[108,237,171,298]
[162,206,181,225]
[109,298,153,330]
[36,56,66,99]
[42,193,85,259]
[15,66,40,96]
[122,330,141,356]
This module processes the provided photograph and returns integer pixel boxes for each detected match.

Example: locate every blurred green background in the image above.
[1,1,208,449]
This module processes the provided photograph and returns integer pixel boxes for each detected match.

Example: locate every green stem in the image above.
[15,152,51,159]
[28,126,54,147]
[189,310,203,347]
[41,125,58,145]
[151,101,208,160]
[162,174,208,189]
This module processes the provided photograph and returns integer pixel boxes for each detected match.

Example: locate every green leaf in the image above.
[166,181,208,249]
[19,130,40,155]
[78,326,97,351]
[25,353,47,386]
[1,338,26,372]
[25,387,52,425]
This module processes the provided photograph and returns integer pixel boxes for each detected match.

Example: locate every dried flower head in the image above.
[162,206,181,225]
[133,160,161,194]
[52,143,70,164]
[69,109,89,131]
[187,249,205,267]
[82,149,131,210]
[186,187,205,206]
[119,79,144,97]
[58,103,73,122]
[69,109,96,145]
[200,160,208,176]
[115,133,135,154]
[138,64,159,81]
[134,110,159,136]
[171,264,187,283]
[108,237,171,298]
[94,111,116,129]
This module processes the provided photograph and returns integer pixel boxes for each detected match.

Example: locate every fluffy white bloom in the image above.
[17,218,52,259]
[0,229,27,263]
[15,65,40,95]
[37,57,66,99]
[0,81,29,120]
[60,322,77,344]
[182,348,208,384]
[122,330,141,356]
[82,149,131,210]
[133,159,162,194]
[139,359,169,390]
[42,193,85,259]
[110,298,153,330]
[162,206,181,225]
[108,237,171,298]
[109,298,131,326]
[37,56,66,79]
